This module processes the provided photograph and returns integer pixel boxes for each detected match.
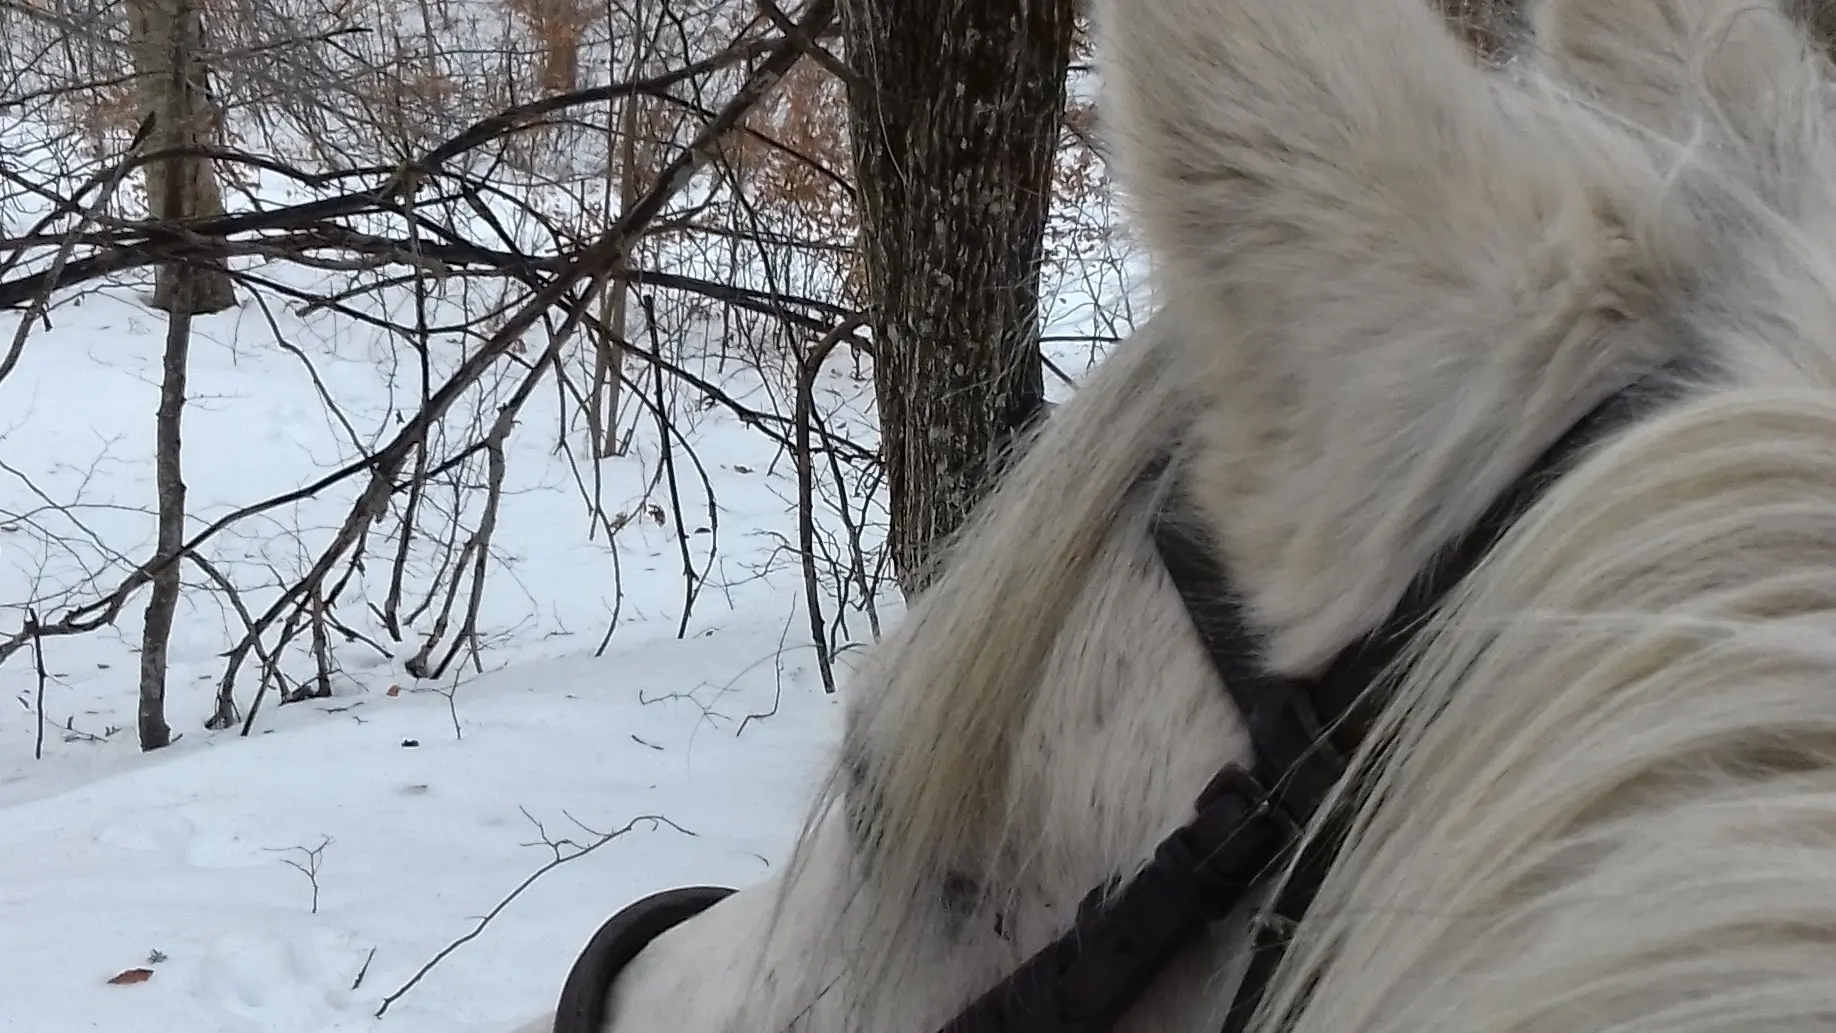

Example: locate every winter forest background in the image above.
[0,0,1516,1029]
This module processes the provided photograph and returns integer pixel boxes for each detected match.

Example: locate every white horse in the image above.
[517,0,1836,1031]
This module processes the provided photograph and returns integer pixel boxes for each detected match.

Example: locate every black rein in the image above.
[551,366,1681,1033]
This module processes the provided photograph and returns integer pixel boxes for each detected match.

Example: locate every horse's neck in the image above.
[996,495,1249,903]
[738,485,1264,1033]
[925,490,1263,1032]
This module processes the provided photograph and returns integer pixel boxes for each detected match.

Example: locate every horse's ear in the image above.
[1534,0,1829,101]
[1090,0,1673,667]
[1530,0,1830,209]
[1090,0,1647,388]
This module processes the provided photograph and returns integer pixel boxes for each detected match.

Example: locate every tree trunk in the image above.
[134,0,207,752]
[138,238,192,752]
[589,0,646,459]
[839,0,1070,597]
[128,0,236,314]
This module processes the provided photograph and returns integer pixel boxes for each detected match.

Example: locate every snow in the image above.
[0,632,842,1033]
[0,113,1144,1031]
[0,270,870,1032]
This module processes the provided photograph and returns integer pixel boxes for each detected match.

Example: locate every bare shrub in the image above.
[0,0,1144,749]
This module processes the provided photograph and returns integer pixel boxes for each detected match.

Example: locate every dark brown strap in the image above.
[1211,361,1692,1033]
[553,885,736,1033]
[552,363,1690,1033]
[935,766,1291,1033]
[931,359,1690,1033]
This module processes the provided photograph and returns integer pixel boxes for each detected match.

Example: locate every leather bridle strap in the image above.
[553,885,736,1033]
[934,764,1293,1033]
[550,363,1686,1033]
[1188,364,1691,1033]
[934,360,1686,1033]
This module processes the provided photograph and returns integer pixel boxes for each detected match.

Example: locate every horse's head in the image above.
[518,2,1836,1032]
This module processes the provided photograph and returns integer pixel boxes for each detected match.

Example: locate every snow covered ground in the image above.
[0,67,1146,1021]
[0,270,873,1031]
[0,247,1141,1031]
[1,622,843,1033]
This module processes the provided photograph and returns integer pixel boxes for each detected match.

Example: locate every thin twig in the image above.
[28,609,46,760]
[795,314,866,693]
[372,813,694,1018]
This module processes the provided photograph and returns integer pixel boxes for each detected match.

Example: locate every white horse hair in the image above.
[514,1,1836,1031]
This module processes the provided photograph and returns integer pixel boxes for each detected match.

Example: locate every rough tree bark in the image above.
[128,0,236,314]
[137,182,194,752]
[839,0,1071,597]
[588,0,648,459]
[134,0,209,751]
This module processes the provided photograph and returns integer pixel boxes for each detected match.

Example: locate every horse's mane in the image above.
[769,1,1836,1032]
[795,310,1203,906]
[1190,3,1836,1031]
[1260,384,1836,1033]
